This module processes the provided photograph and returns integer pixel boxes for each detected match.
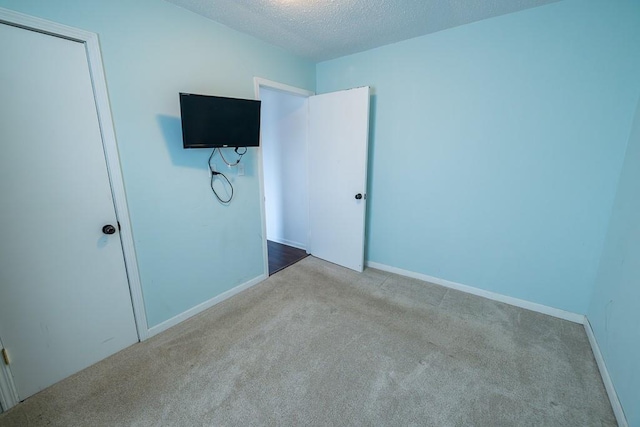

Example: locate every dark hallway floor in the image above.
[268,240,308,275]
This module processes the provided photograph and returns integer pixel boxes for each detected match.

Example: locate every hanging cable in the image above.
[208,148,233,204]
[218,146,247,166]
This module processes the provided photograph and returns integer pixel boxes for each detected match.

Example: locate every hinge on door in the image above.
[1,348,9,365]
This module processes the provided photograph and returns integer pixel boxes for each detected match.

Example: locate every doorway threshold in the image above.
[267,241,309,276]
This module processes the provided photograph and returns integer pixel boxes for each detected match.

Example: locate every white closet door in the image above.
[308,87,370,272]
[0,22,138,400]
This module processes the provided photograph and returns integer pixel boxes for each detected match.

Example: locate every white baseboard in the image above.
[583,318,628,427]
[146,274,267,338]
[365,261,585,324]
[364,261,626,425]
[268,237,307,251]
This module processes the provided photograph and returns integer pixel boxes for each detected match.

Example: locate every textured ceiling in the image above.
[165,0,560,62]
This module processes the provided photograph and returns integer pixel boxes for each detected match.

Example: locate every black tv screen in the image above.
[179,93,261,148]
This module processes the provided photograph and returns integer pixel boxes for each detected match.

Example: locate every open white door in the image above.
[308,87,370,272]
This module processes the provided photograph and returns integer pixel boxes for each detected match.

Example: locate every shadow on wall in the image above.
[156,114,258,176]
[156,114,208,168]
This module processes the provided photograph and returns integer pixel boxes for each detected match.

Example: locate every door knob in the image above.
[102,224,116,235]
[355,193,363,200]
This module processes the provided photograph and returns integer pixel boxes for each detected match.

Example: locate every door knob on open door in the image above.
[102,225,116,235]
[355,193,363,200]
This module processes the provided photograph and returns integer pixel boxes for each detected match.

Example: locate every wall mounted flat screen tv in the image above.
[179,93,261,148]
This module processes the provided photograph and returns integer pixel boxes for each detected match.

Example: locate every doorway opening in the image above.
[256,78,371,275]
[255,79,314,275]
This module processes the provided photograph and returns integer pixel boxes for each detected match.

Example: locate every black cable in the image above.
[208,147,216,167]
[206,147,248,204]
[210,170,233,204]
[219,146,247,166]
[208,148,233,204]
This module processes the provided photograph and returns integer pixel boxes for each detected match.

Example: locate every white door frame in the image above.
[0,336,18,411]
[0,8,148,411]
[253,77,314,276]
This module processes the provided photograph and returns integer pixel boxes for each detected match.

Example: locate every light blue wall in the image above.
[317,0,640,314]
[588,98,640,426]
[0,0,315,327]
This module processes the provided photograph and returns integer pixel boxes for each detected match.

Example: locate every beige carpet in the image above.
[0,257,615,426]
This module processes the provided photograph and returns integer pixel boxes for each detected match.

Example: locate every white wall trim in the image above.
[0,340,19,412]
[269,237,307,251]
[254,77,314,277]
[583,318,628,427]
[0,8,148,411]
[254,77,315,98]
[83,19,149,343]
[365,261,585,324]
[146,274,267,338]
[366,261,626,423]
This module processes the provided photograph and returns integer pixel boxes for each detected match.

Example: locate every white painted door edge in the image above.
[0,9,148,412]
[583,318,628,427]
[79,20,149,343]
[0,338,19,411]
[253,77,314,277]
[365,261,585,324]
